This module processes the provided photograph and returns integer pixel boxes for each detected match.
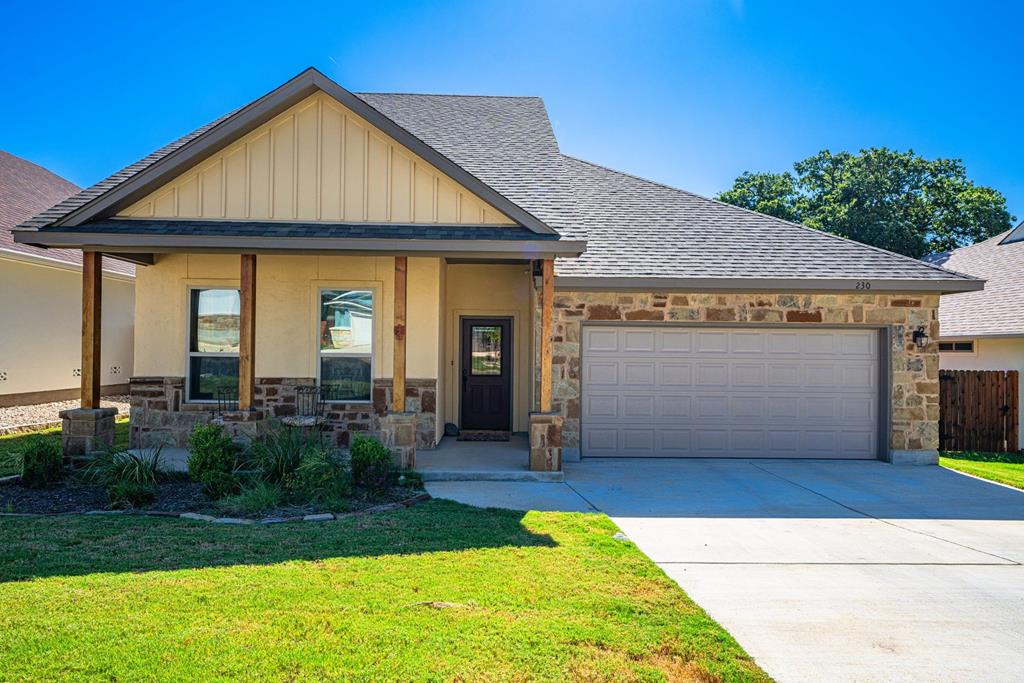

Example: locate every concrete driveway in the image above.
[427,459,1024,682]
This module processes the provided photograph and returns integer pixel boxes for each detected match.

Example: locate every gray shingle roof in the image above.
[0,150,134,276]
[15,113,233,232]
[10,70,980,289]
[557,155,976,284]
[356,93,580,238]
[925,227,1024,337]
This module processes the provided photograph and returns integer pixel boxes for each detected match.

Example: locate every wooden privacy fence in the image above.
[939,370,1019,453]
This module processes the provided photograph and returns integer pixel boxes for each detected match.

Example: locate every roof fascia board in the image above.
[0,248,136,281]
[14,230,584,258]
[938,332,1024,340]
[554,276,984,294]
[52,68,556,235]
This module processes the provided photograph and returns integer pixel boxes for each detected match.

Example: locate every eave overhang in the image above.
[554,275,985,294]
[13,224,584,259]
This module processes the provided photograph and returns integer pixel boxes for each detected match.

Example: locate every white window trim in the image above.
[185,285,241,404]
[316,287,375,404]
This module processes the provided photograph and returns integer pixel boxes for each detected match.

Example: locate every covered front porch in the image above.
[62,250,566,473]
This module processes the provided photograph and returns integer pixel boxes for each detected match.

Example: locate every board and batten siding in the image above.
[118,92,515,226]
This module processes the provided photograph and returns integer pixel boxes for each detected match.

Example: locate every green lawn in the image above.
[0,418,130,476]
[0,500,767,682]
[941,450,1024,490]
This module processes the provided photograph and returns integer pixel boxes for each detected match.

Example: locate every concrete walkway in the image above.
[427,459,1024,682]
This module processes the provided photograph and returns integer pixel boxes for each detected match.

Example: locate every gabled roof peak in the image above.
[17,67,558,236]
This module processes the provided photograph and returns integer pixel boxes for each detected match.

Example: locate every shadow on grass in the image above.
[0,499,556,583]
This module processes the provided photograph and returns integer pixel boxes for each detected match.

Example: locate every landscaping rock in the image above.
[179,512,217,522]
[212,517,254,525]
[302,513,335,522]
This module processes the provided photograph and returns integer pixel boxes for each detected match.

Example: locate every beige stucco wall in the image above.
[118,92,513,226]
[0,255,134,398]
[134,254,441,382]
[443,262,533,432]
[941,337,1024,449]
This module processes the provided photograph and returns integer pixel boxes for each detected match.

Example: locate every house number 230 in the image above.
[855,281,872,290]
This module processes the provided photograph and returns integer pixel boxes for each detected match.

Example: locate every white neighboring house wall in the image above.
[0,250,134,406]
[939,337,1024,450]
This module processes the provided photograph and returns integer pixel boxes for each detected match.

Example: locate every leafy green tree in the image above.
[716,148,1014,257]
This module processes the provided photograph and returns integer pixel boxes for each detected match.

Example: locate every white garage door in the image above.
[581,326,880,459]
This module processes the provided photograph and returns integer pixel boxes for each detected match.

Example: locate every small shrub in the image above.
[395,469,424,490]
[187,423,237,482]
[200,470,243,500]
[19,436,63,489]
[350,434,393,490]
[216,481,282,517]
[249,421,325,484]
[294,449,352,506]
[107,480,156,509]
[80,447,164,507]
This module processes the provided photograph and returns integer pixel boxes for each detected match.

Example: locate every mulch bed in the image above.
[1,479,205,515]
[0,476,422,519]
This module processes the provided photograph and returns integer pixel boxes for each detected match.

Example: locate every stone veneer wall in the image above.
[539,291,941,458]
[130,376,437,450]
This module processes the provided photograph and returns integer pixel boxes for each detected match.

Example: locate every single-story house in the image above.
[14,68,982,468]
[927,224,1024,450]
[0,150,134,409]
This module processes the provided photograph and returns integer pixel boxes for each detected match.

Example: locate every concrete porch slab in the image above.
[128,446,189,473]
[418,435,564,482]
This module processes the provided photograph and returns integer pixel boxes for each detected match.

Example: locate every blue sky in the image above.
[2,0,1021,222]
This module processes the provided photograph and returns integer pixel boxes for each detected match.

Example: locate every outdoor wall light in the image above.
[912,326,930,349]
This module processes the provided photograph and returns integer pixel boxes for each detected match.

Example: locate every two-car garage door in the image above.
[581,326,881,459]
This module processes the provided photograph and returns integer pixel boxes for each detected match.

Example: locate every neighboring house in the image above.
[0,150,134,409]
[927,224,1024,450]
[14,68,980,466]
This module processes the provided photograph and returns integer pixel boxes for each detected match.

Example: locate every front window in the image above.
[318,289,374,401]
[188,288,240,401]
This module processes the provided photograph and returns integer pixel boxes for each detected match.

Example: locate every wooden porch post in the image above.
[539,258,554,413]
[239,254,256,411]
[393,256,408,413]
[80,251,102,409]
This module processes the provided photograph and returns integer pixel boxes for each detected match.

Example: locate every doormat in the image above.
[457,430,511,442]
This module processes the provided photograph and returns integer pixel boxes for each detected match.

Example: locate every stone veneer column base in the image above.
[211,410,265,443]
[380,412,417,469]
[59,407,117,463]
[529,412,563,472]
[887,449,939,465]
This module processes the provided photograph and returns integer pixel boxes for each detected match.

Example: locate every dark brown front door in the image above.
[460,317,512,430]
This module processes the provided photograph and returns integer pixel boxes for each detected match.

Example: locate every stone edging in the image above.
[0,492,432,524]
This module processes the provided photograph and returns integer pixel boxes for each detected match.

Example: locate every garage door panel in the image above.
[659,396,692,417]
[660,329,692,352]
[582,326,880,459]
[732,363,766,386]
[660,363,693,386]
[623,362,655,385]
[696,364,729,386]
[585,361,618,385]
